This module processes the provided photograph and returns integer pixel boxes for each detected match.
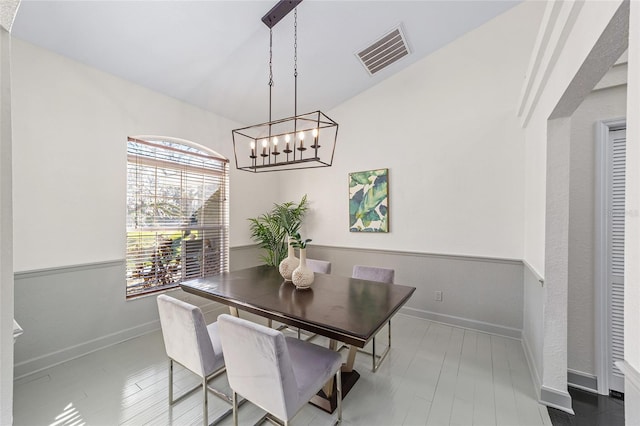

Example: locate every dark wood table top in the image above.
[180,265,416,348]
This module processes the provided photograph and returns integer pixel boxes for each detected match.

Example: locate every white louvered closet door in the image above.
[608,127,626,395]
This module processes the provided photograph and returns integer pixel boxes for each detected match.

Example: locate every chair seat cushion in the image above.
[285,336,342,405]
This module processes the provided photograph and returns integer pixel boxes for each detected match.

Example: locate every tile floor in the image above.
[14,313,552,425]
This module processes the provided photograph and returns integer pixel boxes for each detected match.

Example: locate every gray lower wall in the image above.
[522,262,545,399]
[307,245,524,338]
[13,245,262,379]
[14,244,524,379]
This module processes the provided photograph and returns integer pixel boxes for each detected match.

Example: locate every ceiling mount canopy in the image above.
[232,0,339,173]
[261,0,302,28]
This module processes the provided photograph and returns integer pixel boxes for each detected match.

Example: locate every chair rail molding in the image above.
[523,259,545,286]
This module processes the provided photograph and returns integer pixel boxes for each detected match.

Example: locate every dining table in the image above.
[180,264,416,412]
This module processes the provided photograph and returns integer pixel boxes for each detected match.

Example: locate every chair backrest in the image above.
[352,265,395,284]
[157,294,218,378]
[218,314,298,421]
[306,258,332,274]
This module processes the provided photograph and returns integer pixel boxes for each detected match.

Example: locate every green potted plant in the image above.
[248,195,308,267]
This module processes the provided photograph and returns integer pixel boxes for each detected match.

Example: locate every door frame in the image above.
[594,117,626,395]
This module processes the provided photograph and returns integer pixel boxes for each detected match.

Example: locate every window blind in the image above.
[126,137,229,298]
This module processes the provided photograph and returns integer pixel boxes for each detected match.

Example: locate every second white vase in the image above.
[292,248,314,289]
[278,236,298,281]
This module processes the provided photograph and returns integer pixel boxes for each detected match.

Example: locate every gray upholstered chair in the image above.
[352,265,395,372]
[157,294,236,425]
[306,258,332,274]
[218,313,343,426]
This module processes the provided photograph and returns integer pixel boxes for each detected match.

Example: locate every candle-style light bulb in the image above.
[250,141,256,158]
[272,137,279,155]
[261,139,268,156]
[297,131,306,151]
[311,128,319,148]
[284,134,292,153]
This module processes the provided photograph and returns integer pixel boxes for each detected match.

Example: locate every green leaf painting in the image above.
[349,168,389,232]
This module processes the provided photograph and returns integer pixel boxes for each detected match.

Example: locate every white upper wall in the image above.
[11,39,279,272]
[521,0,626,274]
[278,1,544,260]
[518,0,627,402]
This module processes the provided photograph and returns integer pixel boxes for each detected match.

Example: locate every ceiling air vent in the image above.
[357,26,410,75]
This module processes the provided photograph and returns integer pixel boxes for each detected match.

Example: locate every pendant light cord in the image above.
[294,8,298,118]
[268,28,273,124]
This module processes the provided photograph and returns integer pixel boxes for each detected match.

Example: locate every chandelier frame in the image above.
[231,0,339,173]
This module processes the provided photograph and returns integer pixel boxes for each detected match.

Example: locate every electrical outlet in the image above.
[435,291,443,302]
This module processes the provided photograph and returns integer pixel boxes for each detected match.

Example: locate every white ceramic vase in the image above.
[278,236,298,281]
[292,248,314,289]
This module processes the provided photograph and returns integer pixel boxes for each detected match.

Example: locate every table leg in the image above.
[310,346,360,414]
[322,377,334,397]
[321,340,338,397]
[329,339,337,351]
[342,345,358,373]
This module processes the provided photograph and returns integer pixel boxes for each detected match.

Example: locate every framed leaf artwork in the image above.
[349,168,389,232]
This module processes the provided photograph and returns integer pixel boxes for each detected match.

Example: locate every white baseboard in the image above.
[14,318,160,380]
[567,369,598,393]
[617,360,640,392]
[400,306,521,339]
[521,336,586,413]
[13,302,244,380]
[522,335,542,399]
[541,386,574,414]
[14,306,521,380]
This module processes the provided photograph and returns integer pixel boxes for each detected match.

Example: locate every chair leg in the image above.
[371,320,392,372]
[232,391,238,426]
[168,359,174,404]
[336,369,342,424]
[167,359,237,425]
[203,377,208,426]
[372,336,376,372]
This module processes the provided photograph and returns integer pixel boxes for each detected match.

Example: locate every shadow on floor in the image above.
[548,387,624,426]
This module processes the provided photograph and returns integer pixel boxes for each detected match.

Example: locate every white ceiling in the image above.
[12,0,520,126]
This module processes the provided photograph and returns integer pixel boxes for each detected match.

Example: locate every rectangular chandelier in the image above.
[231,1,338,173]
[232,110,338,172]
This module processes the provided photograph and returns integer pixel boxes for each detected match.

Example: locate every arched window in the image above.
[126,136,229,298]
